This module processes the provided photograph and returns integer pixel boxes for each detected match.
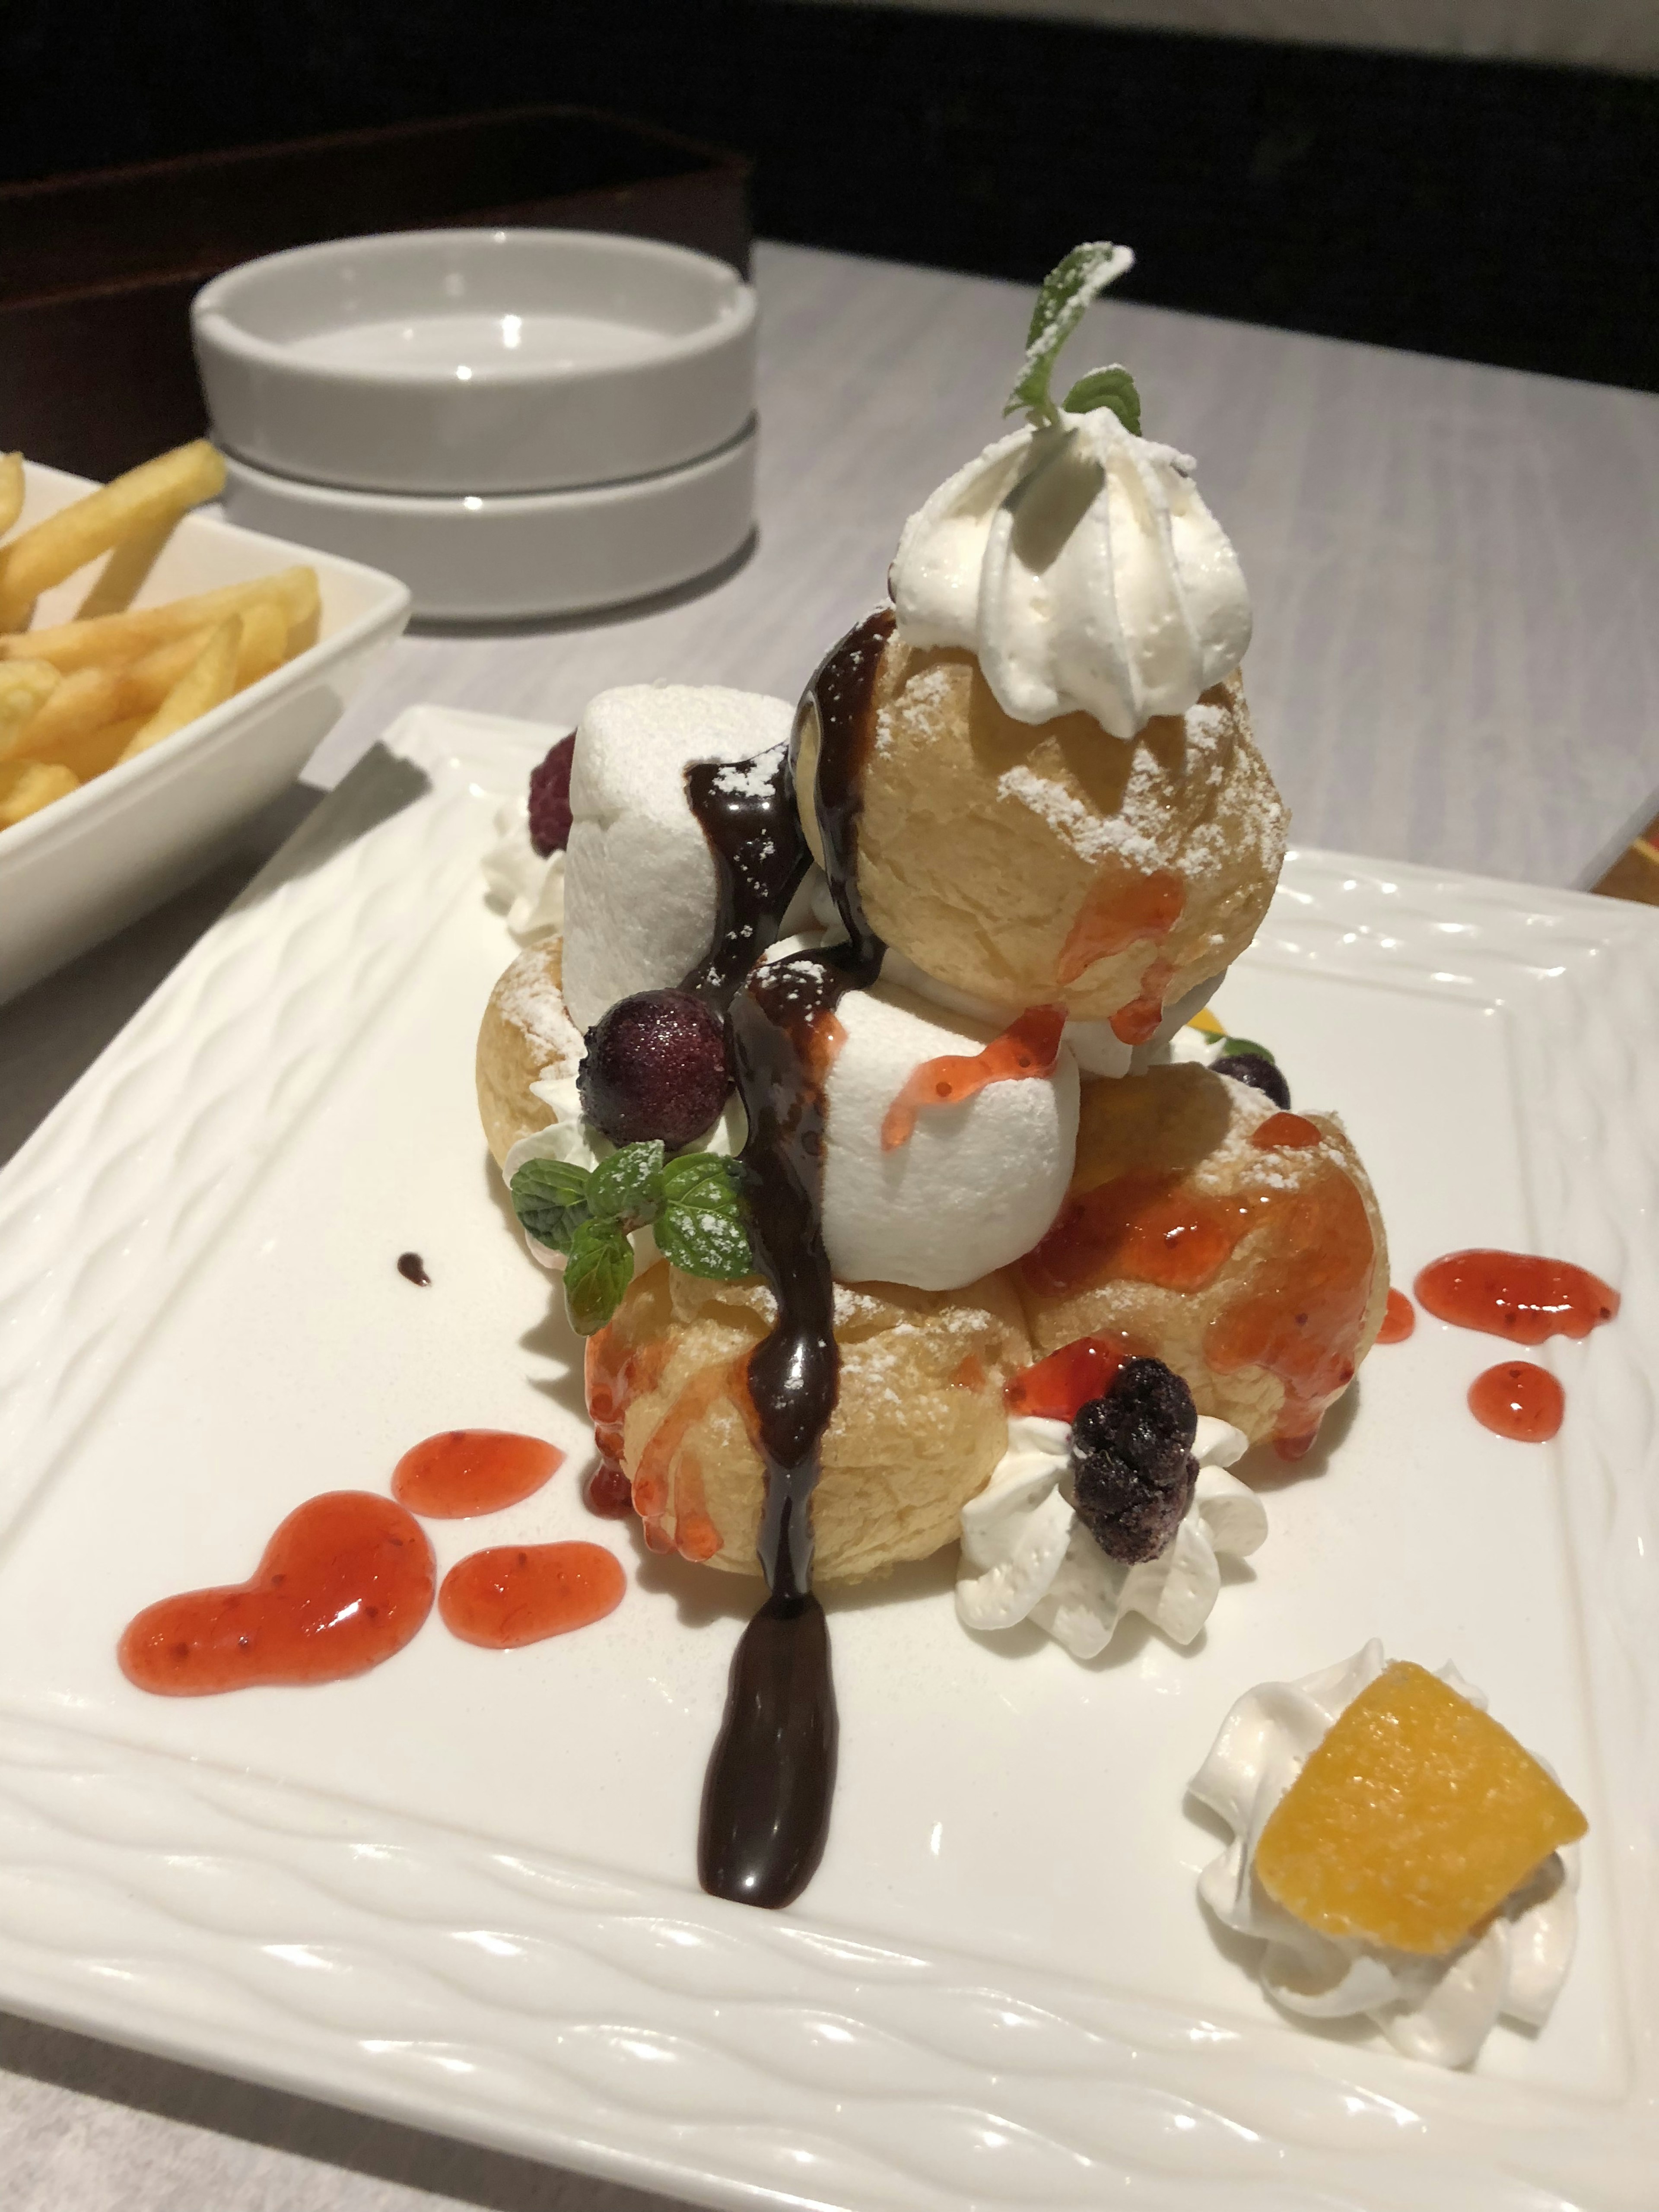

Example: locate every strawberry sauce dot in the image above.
[1468,1361,1564,1442]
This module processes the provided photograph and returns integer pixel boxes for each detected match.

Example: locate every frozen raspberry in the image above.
[527,733,576,857]
[1070,1357,1198,1563]
[578,990,731,1150]
[1213,1052,1290,1111]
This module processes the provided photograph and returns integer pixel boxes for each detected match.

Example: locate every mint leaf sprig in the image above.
[509,1141,753,1336]
[1005,242,1142,435]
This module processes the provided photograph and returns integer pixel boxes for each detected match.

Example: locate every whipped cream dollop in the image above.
[958,1412,1264,1657]
[890,408,1251,738]
[1190,1641,1580,2069]
[482,795,566,944]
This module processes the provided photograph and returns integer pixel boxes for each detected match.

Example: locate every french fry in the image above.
[76,515,178,620]
[118,617,241,761]
[0,659,61,758]
[29,715,144,783]
[14,627,213,757]
[24,598,280,778]
[0,758,79,830]
[0,439,226,632]
[234,597,289,690]
[0,564,318,673]
[0,453,22,539]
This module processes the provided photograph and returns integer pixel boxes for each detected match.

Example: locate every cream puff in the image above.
[1016,1061,1388,1454]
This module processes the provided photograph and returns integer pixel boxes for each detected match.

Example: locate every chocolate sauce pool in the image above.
[684,608,894,1908]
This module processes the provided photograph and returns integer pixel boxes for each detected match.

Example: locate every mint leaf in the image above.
[660,1151,738,1202]
[587,1140,664,1225]
[563,1218,635,1336]
[657,1156,753,1281]
[1219,1036,1275,1063]
[511,1156,592,1253]
[1060,365,1141,435]
[1005,242,1135,426]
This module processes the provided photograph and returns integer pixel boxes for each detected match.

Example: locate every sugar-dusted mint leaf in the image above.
[510,1155,592,1252]
[587,1139,665,1225]
[1005,242,1135,426]
[660,1151,739,1202]
[657,1156,752,1281]
[1060,364,1142,435]
[563,1218,635,1336]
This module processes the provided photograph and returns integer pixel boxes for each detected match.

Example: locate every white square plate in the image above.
[0,458,410,1006]
[1,704,1655,2212]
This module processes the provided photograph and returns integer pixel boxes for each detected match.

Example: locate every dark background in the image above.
[5,0,1656,390]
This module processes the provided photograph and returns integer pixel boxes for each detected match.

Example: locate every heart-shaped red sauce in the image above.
[118,1491,435,1695]
[439,1542,626,1648]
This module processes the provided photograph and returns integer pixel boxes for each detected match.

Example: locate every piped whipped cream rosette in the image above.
[1191,1642,1587,2067]
[958,1351,1265,1658]
[481,728,575,945]
[481,793,566,944]
[889,403,1251,741]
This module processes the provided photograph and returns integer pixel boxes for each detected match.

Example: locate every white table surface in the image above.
[2,238,1657,2212]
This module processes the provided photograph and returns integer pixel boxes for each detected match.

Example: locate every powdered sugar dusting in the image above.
[494,945,584,1079]
[1200,1077,1349,1198]
[995,690,1284,891]
[998,763,1160,868]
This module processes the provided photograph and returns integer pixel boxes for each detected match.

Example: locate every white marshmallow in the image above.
[562,684,794,1032]
[817,978,1079,1290]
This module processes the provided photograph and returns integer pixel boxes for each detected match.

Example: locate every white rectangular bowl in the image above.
[0,459,410,1005]
[0,703,1655,2212]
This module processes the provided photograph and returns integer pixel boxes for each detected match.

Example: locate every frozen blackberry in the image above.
[527,733,576,857]
[1070,1357,1198,1564]
[578,989,732,1150]
[1213,1052,1290,1111]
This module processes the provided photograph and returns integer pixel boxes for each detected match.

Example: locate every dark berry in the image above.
[527,733,576,857]
[1070,1357,1198,1564]
[585,1461,634,1518]
[578,989,731,1150]
[1213,1052,1290,1110]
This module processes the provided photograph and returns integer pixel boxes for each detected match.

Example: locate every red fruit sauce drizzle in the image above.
[1110,956,1176,1045]
[1023,1149,1377,1457]
[391,1430,563,1518]
[1250,1112,1322,1151]
[1057,869,1184,987]
[118,1493,435,1695]
[585,1328,666,1521]
[439,1542,626,1647]
[630,1363,742,1563]
[1468,1361,1564,1443]
[1003,1330,1147,1421]
[1024,1171,1273,1298]
[1377,1287,1416,1343]
[1414,1250,1619,1344]
[881,1005,1065,1150]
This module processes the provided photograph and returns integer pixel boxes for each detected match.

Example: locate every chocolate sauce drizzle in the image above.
[683,607,895,1909]
[396,1252,431,1286]
[680,741,813,1016]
